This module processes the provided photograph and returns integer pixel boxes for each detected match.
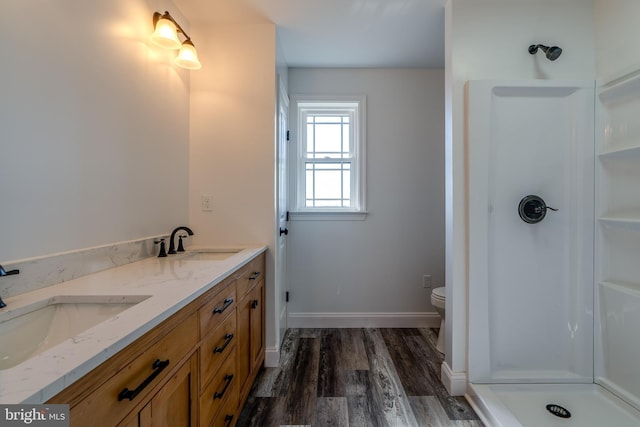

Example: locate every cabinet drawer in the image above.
[211,391,238,427]
[200,347,238,427]
[200,310,237,389]
[69,313,198,427]
[200,279,236,336]
[236,254,265,298]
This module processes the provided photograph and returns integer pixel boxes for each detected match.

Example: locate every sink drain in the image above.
[546,404,571,419]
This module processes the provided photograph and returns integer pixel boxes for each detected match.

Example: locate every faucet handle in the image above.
[0,265,20,309]
[154,239,167,258]
[0,264,20,276]
[177,235,188,252]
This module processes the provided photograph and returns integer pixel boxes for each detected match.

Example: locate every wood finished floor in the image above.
[237,328,484,427]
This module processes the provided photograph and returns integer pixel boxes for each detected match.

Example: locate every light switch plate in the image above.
[201,194,213,211]
[423,274,432,289]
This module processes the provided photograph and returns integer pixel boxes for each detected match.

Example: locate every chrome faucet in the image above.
[0,264,20,308]
[168,226,194,254]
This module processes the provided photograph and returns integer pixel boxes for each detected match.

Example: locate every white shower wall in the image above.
[467,80,595,384]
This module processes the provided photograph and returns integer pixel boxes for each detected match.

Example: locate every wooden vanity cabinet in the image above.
[48,252,266,427]
[236,256,265,405]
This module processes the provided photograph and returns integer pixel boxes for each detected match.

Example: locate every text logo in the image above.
[1,405,69,426]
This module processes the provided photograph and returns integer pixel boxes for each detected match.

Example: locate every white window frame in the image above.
[289,95,367,220]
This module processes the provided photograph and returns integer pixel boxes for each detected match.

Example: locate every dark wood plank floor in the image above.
[238,328,484,426]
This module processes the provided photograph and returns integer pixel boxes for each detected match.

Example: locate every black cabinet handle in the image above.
[249,272,261,281]
[213,374,234,399]
[279,227,289,236]
[224,414,234,427]
[214,333,234,353]
[118,359,170,401]
[251,299,259,309]
[213,298,233,314]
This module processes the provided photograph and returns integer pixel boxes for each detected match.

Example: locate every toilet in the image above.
[430,286,446,354]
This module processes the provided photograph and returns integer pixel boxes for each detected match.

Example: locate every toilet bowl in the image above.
[431,286,446,354]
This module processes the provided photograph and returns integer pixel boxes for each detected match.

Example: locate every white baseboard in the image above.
[441,361,467,396]
[265,346,280,368]
[287,312,441,328]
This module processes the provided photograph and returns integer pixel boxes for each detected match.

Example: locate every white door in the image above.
[276,77,289,345]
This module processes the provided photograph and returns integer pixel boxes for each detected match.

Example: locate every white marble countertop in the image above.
[0,246,266,404]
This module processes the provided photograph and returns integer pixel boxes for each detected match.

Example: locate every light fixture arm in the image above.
[153,11,193,42]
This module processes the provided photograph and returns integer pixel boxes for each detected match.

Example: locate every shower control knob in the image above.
[518,195,558,224]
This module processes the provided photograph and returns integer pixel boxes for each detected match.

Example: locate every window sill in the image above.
[288,211,369,221]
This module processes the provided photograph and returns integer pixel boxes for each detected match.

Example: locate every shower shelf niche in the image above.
[599,71,640,104]
[599,280,640,295]
[598,145,640,160]
[599,217,640,228]
[596,70,640,413]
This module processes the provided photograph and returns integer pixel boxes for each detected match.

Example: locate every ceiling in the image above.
[174,0,446,68]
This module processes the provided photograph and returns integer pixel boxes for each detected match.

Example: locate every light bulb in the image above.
[175,40,202,70]
[150,16,181,50]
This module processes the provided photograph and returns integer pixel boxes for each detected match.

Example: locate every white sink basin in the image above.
[179,248,242,261]
[0,295,149,370]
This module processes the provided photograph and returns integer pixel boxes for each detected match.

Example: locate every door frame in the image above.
[275,75,289,349]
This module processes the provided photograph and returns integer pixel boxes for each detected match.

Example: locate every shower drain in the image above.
[546,404,571,419]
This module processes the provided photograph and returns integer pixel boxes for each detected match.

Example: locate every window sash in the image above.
[303,112,353,161]
[299,110,358,211]
[304,160,352,208]
[291,97,366,215]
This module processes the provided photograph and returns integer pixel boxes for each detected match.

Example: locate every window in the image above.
[290,96,366,219]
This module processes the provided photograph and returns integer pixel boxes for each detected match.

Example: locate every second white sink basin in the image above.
[0,295,150,370]
[180,248,242,261]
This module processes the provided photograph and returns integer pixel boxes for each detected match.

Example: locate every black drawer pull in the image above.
[224,414,234,426]
[214,333,234,353]
[214,374,234,399]
[118,359,170,401]
[213,298,233,314]
[248,271,261,281]
[251,299,259,309]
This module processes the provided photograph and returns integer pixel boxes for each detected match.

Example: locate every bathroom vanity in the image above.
[0,247,266,427]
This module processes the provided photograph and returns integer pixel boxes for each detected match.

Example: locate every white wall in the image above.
[286,68,445,325]
[0,0,190,263]
[594,0,640,81]
[276,31,289,93]
[188,23,278,356]
[446,0,596,393]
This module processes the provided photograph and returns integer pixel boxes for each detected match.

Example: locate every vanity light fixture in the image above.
[151,11,201,70]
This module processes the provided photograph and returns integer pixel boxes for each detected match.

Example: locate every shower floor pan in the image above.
[468,383,640,427]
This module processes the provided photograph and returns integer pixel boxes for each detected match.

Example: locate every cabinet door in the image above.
[140,355,198,427]
[236,294,251,398]
[237,280,265,403]
[249,281,265,371]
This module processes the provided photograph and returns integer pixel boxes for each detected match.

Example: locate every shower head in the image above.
[528,44,562,61]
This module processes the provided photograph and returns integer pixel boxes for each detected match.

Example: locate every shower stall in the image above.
[465,79,640,426]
